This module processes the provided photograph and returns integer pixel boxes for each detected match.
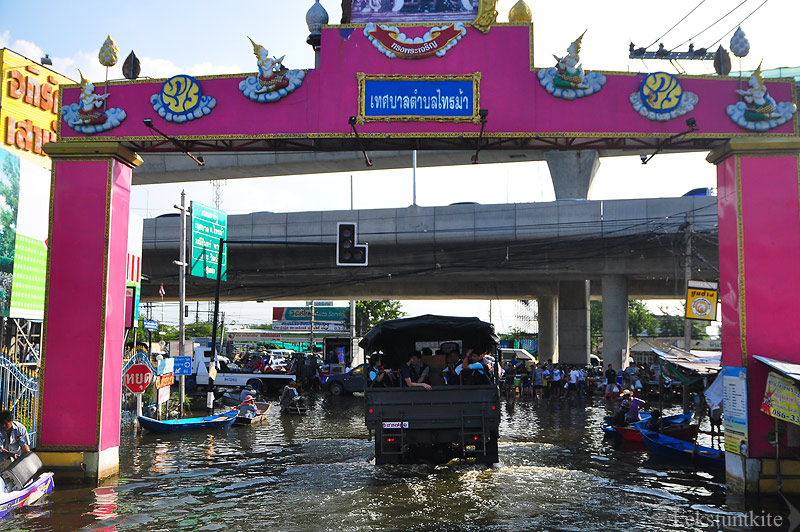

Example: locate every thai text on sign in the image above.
[761,371,800,426]
[1,49,71,163]
[359,73,479,122]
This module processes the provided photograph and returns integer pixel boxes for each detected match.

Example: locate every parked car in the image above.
[324,364,367,396]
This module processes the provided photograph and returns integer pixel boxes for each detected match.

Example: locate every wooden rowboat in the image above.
[234,402,271,425]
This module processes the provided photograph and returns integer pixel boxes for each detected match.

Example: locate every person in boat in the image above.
[612,399,630,426]
[455,345,494,385]
[368,354,397,388]
[0,410,29,460]
[643,409,663,432]
[236,395,259,418]
[621,389,645,423]
[239,387,257,403]
[280,380,304,410]
[401,352,432,391]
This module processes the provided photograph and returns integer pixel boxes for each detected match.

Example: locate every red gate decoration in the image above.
[365,23,465,59]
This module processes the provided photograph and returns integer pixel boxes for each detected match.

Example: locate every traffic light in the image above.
[336,222,368,266]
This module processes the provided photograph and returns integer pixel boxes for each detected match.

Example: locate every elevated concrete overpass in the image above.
[142,195,717,302]
[141,195,718,366]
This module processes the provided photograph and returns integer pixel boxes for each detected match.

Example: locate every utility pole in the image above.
[350,300,356,362]
[682,214,692,414]
[174,191,188,418]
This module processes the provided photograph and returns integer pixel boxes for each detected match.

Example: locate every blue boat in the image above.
[138,410,239,433]
[640,429,725,474]
[629,412,693,430]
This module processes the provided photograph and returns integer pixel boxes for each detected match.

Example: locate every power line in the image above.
[707,0,770,49]
[646,0,709,49]
[673,0,751,49]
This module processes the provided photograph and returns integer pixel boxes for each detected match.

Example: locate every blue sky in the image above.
[3,0,793,330]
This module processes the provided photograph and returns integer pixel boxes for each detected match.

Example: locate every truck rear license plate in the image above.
[381,421,409,429]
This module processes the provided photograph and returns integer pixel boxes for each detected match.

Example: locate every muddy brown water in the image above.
[0,394,789,531]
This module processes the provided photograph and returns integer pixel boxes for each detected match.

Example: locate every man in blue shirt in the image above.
[0,410,30,458]
[400,352,432,390]
[455,346,493,385]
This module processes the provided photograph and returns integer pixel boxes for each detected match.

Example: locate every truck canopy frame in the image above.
[359,315,498,368]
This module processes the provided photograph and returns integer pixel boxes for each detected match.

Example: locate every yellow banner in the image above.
[1,49,73,168]
[685,288,718,320]
[761,371,800,426]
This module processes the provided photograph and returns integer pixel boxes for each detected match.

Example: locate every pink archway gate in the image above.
[42,24,798,488]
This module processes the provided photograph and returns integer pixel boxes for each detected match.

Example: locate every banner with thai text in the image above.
[761,371,800,426]
[723,366,748,455]
[358,73,479,122]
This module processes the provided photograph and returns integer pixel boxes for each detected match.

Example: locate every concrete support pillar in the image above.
[601,275,629,373]
[557,281,590,365]
[544,150,600,200]
[39,142,142,482]
[536,296,557,363]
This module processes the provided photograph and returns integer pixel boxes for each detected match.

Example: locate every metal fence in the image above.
[0,353,39,447]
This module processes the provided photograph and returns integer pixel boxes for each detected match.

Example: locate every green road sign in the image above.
[190,201,227,280]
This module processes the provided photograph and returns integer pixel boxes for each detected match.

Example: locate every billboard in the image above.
[1,49,72,168]
[0,50,72,320]
[0,148,51,319]
[272,306,349,322]
[346,0,480,24]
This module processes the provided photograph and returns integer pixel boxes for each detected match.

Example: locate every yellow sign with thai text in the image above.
[761,371,800,426]
[0,49,73,168]
[685,288,718,320]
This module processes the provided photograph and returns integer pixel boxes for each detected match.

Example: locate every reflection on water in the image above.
[0,395,782,531]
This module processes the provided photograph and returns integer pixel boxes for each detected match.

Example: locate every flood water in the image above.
[0,394,789,531]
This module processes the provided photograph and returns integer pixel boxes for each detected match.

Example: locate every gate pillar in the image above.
[707,137,800,495]
[38,142,142,481]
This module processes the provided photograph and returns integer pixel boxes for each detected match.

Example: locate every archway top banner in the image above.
[58,25,796,145]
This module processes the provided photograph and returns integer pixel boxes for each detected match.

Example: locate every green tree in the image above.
[628,300,658,338]
[0,154,20,262]
[354,300,405,336]
[652,306,708,339]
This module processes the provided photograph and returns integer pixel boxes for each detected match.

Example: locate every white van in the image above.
[498,348,536,369]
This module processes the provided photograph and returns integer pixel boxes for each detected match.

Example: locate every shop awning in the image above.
[651,347,721,376]
[754,355,800,383]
